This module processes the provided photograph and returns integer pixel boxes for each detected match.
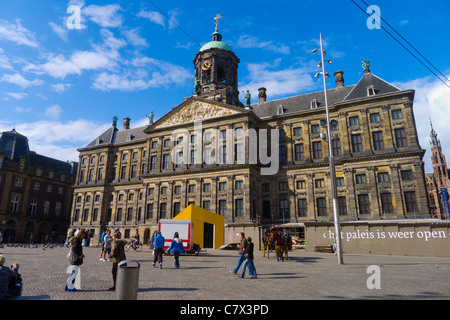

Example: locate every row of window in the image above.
[295,191,417,217]
[74,198,244,223]
[9,194,63,216]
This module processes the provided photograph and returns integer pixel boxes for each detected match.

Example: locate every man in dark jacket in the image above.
[110,232,127,290]
[152,231,165,269]
[231,232,248,275]
[240,237,257,279]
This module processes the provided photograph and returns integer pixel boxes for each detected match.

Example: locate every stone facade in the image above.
[69,24,431,247]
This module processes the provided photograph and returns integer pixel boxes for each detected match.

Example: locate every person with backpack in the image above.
[168,232,186,269]
[152,231,165,269]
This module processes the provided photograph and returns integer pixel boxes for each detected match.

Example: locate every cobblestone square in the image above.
[1,245,449,301]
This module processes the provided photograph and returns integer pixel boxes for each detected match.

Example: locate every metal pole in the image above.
[319,34,343,264]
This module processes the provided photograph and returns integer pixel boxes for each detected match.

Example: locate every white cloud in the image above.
[14,106,32,113]
[0,73,43,88]
[242,59,316,98]
[83,4,123,28]
[48,21,68,41]
[51,83,71,93]
[395,74,450,172]
[0,118,111,162]
[121,28,149,47]
[0,18,39,48]
[236,35,290,55]
[0,48,14,70]
[3,92,28,100]
[137,9,165,28]
[44,105,63,120]
[41,50,113,79]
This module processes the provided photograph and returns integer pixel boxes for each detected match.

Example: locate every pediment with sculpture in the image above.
[153,98,243,129]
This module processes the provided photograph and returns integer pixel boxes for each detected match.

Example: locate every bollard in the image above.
[116,260,140,300]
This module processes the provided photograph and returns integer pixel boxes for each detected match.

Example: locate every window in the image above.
[351,134,362,153]
[188,184,196,193]
[355,174,366,184]
[127,208,133,221]
[150,156,157,171]
[148,187,155,196]
[15,178,22,187]
[161,187,167,195]
[34,182,40,190]
[294,144,304,161]
[122,153,128,161]
[163,154,170,169]
[279,145,287,164]
[279,129,286,139]
[235,199,244,217]
[98,167,104,180]
[190,150,197,166]
[219,182,227,191]
[280,199,289,219]
[378,172,389,182]
[58,187,64,195]
[392,109,403,120]
[218,200,227,216]
[91,207,97,221]
[10,195,20,212]
[204,131,212,141]
[173,202,181,216]
[372,131,384,150]
[298,199,307,217]
[160,203,167,219]
[349,116,359,126]
[163,139,171,148]
[79,170,85,182]
[95,194,100,202]
[277,106,285,115]
[316,198,327,216]
[174,185,181,194]
[296,180,306,189]
[358,194,370,215]
[401,170,413,180]
[100,155,105,163]
[312,141,322,159]
[203,183,211,192]
[120,166,126,179]
[235,143,244,162]
[219,130,227,139]
[204,147,212,164]
[293,127,302,136]
[219,146,227,164]
[46,185,52,193]
[370,113,381,123]
[30,198,37,215]
[380,193,393,214]
[338,197,347,215]
[330,120,339,131]
[404,191,417,213]
[310,100,318,109]
[336,177,345,187]
[43,201,50,216]
[262,183,270,192]
[311,124,320,133]
[89,169,94,181]
[278,181,288,191]
[367,86,376,96]
[315,179,325,188]
[235,180,243,190]
[151,141,158,149]
[132,152,138,160]
[146,204,153,219]
[175,152,183,167]
[190,134,197,144]
[332,138,342,156]
[394,128,407,148]
[202,201,211,210]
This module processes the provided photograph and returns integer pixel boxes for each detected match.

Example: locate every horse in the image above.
[262,229,288,261]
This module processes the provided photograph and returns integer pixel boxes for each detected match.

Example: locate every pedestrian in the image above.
[109,232,126,290]
[231,232,248,275]
[99,229,107,261]
[240,237,257,279]
[152,231,165,269]
[103,229,113,262]
[66,229,74,246]
[65,230,86,292]
[0,255,20,300]
[168,232,185,269]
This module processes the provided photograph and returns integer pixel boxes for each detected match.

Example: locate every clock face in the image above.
[201,60,211,70]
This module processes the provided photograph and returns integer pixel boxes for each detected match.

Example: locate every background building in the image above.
[425,121,450,220]
[70,22,431,247]
[0,129,77,243]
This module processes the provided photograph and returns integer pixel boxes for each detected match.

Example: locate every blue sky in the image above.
[0,0,449,172]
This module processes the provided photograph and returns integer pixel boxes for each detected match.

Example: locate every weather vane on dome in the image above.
[214,14,222,32]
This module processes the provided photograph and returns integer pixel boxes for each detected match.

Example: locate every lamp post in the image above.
[313,34,343,264]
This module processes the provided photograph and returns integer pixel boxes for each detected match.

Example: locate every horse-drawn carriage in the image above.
[261,227,292,261]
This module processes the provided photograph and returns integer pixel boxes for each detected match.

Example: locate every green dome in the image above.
[200,31,233,52]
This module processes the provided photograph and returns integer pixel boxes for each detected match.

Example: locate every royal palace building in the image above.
[70,21,430,247]
[0,129,77,243]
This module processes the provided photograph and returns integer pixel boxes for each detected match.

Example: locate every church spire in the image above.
[429,113,441,148]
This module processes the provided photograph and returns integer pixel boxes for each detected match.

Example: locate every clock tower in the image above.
[193,14,242,107]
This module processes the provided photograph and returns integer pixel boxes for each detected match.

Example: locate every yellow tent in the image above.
[174,204,224,249]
